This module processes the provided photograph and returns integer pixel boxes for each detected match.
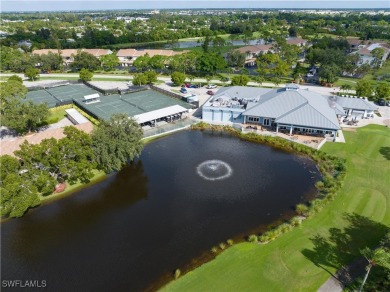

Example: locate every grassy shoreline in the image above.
[162,124,390,291]
[39,170,107,204]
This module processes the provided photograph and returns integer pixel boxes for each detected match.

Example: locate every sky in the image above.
[1,0,389,12]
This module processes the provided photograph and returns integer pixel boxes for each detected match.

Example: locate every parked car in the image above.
[377,98,386,106]
[206,90,215,95]
[180,87,188,94]
[189,84,200,88]
[206,84,217,89]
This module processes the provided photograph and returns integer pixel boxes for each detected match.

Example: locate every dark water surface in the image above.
[1,130,320,291]
[133,39,266,49]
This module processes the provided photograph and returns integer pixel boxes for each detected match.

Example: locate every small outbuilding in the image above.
[65,108,89,125]
[83,93,100,104]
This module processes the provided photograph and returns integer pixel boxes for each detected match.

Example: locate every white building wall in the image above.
[202,107,244,123]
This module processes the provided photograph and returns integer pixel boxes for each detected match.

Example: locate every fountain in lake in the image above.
[196,160,233,181]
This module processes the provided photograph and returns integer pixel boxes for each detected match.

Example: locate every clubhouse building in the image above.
[202,84,377,138]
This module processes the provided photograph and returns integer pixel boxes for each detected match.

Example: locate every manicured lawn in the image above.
[334,77,358,87]
[162,125,390,292]
[47,107,69,123]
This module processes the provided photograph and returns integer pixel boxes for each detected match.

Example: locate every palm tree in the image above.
[359,247,390,292]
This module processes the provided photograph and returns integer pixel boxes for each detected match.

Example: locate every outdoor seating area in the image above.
[342,117,359,126]
[241,123,327,149]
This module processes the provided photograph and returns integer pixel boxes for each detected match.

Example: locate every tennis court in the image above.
[24,83,192,121]
[121,90,190,112]
[46,84,97,102]
[73,94,145,119]
[73,89,192,120]
[24,84,99,108]
[25,90,58,108]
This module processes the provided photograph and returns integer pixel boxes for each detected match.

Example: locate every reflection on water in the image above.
[1,130,320,291]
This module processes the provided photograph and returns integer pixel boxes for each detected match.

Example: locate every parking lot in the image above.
[156,81,215,118]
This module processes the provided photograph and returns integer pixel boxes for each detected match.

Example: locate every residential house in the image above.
[32,49,113,66]
[233,44,273,66]
[116,49,187,66]
[351,43,390,67]
[346,38,367,51]
[286,38,308,47]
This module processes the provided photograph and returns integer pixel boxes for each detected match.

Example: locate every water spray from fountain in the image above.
[196,160,233,181]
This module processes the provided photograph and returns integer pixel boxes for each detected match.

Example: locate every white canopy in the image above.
[83,93,100,101]
[65,108,89,124]
[133,105,188,124]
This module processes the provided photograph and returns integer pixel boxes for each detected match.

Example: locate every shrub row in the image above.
[73,105,100,125]
[210,239,234,254]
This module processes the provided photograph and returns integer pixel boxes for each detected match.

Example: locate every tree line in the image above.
[1,10,389,51]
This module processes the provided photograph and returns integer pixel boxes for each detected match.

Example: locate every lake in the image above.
[131,39,267,49]
[1,130,320,291]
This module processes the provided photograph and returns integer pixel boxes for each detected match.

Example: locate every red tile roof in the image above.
[235,45,272,54]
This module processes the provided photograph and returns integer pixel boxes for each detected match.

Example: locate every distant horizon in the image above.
[1,1,389,13]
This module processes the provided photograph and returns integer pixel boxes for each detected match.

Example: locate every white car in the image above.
[206,84,217,89]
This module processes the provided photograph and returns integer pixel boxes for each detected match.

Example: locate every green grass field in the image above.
[162,125,390,292]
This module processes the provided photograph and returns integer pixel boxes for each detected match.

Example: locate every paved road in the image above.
[0,72,346,96]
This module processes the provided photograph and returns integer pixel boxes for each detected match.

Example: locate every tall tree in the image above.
[226,50,246,68]
[144,70,158,84]
[0,173,40,218]
[91,114,144,173]
[149,55,166,70]
[319,64,340,84]
[0,79,27,109]
[133,54,151,72]
[132,73,148,86]
[231,75,250,86]
[15,126,95,184]
[24,67,40,81]
[171,71,186,85]
[359,247,390,292]
[196,52,227,76]
[70,51,100,71]
[100,53,119,70]
[38,51,63,72]
[79,68,93,81]
[375,83,390,100]
[356,79,373,98]
[371,48,385,68]
[2,101,49,133]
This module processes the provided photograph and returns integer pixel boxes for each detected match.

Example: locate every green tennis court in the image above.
[46,84,97,102]
[73,89,192,120]
[25,84,192,120]
[25,90,58,108]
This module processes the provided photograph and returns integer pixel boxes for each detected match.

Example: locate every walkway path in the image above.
[318,258,366,292]
[0,121,93,157]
